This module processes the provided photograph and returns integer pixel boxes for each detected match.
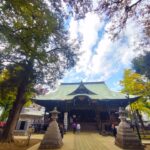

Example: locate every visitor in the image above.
[72,122,77,134]
[111,123,117,138]
[76,123,81,133]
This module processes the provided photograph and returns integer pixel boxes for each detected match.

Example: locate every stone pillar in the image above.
[64,112,68,132]
[115,107,143,150]
[39,107,63,149]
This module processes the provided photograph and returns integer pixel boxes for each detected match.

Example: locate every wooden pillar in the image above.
[99,112,102,133]
[64,112,68,131]
[95,103,101,132]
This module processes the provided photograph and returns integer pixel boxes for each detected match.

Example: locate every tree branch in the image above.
[126,0,142,12]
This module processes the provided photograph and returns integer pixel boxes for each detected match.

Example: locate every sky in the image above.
[61,12,144,91]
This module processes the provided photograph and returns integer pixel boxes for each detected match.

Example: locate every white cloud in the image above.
[69,18,78,40]
[69,13,104,74]
[64,12,147,86]
[87,19,146,80]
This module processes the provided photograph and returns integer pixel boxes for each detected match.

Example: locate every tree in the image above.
[52,0,150,40]
[120,69,150,129]
[132,51,150,79]
[34,84,49,95]
[0,69,33,121]
[0,0,78,142]
[120,69,150,115]
[0,69,15,121]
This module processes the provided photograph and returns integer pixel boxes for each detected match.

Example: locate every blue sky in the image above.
[61,11,144,91]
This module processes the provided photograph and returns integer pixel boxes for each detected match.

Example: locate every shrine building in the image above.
[34,81,138,133]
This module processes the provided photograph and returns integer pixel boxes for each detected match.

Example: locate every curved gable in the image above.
[68,82,97,95]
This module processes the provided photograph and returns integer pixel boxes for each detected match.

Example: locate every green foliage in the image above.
[0,68,34,121]
[132,51,150,79]
[120,69,150,115]
[0,0,78,124]
[132,100,150,116]
[0,0,78,86]
[120,69,145,95]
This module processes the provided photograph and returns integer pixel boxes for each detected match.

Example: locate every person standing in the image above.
[76,123,81,133]
[72,122,77,134]
[112,124,117,138]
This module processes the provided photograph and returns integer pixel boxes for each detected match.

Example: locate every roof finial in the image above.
[50,107,60,114]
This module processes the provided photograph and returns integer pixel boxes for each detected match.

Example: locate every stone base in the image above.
[39,142,63,149]
[115,137,144,150]
[115,122,144,150]
[39,121,63,149]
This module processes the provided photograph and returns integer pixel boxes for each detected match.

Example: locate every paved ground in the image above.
[73,132,121,150]
[26,132,121,150]
[26,132,150,150]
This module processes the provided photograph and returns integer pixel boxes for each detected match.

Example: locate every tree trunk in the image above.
[136,109,145,130]
[1,83,27,142]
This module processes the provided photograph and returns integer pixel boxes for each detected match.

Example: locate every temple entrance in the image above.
[69,109,97,131]
[70,109,96,122]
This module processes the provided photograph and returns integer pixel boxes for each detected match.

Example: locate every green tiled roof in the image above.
[35,82,132,101]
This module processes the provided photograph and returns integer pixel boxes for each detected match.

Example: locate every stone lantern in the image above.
[50,107,60,121]
[39,107,63,149]
[115,107,143,149]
